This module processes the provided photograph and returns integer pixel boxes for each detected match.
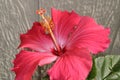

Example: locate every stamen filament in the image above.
[37,9,60,52]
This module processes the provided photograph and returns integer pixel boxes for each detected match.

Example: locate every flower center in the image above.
[52,47,66,56]
[36,8,61,53]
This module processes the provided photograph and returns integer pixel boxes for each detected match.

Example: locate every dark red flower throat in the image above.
[52,47,66,56]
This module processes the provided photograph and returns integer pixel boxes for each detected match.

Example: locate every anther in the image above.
[36,8,46,15]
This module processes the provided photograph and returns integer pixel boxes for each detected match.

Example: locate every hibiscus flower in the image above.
[12,8,110,80]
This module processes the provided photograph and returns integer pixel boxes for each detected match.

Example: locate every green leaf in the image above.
[111,59,120,72]
[42,74,49,80]
[94,55,120,80]
[87,56,97,80]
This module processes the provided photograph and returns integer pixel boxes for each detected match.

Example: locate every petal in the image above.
[48,48,92,80]
[19,22,54,52]
[52,8,81,48]
[12,50,57,80]
[66,16,110,54]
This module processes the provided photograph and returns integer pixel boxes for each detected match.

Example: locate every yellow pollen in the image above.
[36,8,60,52]
[40,17,54,34]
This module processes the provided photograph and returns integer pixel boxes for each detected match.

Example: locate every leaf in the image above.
[42,74,49,80]
[87,56,97,80]
[111,59,120,72]
[94,55,120,80]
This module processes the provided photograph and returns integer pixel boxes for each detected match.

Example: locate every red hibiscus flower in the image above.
[12,8,110,80]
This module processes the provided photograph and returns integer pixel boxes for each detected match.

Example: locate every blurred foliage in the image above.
[87,55,120,80]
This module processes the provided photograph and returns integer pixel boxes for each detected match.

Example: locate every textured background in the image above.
[0,0,120,80]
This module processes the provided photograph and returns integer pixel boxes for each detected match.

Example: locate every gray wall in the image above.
[0,0,120,80]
